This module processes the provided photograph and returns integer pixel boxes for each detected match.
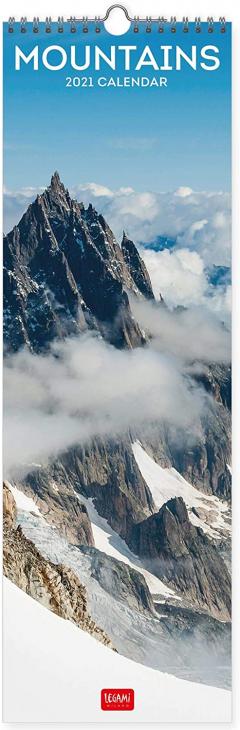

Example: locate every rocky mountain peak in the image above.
[44,171,71,211]
[50,170,63,191]
[3,173,152,351]
[121,231,154,300]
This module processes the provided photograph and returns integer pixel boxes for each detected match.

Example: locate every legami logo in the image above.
[101,689,134,711]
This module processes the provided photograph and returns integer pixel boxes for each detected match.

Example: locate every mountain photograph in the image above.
[3,19,231,722]
[3,172,231,700]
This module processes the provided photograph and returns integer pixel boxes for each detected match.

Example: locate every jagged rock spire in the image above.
[46,171,72,212]
[121,232,154,300]
[3,174,149,351]
[49,171,69,200]
[50,171,61,189]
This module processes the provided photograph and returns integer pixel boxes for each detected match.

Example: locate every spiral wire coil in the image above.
[8,8,227,34]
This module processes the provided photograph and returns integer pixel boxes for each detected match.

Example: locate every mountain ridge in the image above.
[4,172,154,352]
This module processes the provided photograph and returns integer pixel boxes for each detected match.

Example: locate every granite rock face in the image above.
[131,496,231,620]
[22,436,155,544]
[18,469,95,548]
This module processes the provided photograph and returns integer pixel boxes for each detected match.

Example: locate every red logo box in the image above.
[101,689,134,711]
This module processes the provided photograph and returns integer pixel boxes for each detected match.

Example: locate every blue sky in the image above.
[4,22,231,193]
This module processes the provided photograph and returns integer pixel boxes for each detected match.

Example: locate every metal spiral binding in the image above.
[33,17,39,33]
[207,16,214,33]
[220,17,226,33]
[158,17,166,34]
[82,16,88,33]
[45,17,51,33]
[133,16,139,33]
[69,16,77,33]
[195,17,201,33]
[8,8,227,34]
[8,17,15,33]
[95,16,101,34]
[146,17,151,33]
[20,17,27,33]
[58,17,64,33]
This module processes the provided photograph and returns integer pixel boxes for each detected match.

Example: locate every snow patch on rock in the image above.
[76,492,176,599]
[132,441,230,539]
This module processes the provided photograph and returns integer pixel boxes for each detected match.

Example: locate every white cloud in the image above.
[209,285,231,319]
[141,248,207,308]
[75,182,114,198]
[188,219,208,235]
[4,332,211,479]
[174,187,193,198]
[139,246,231,322]
[130,298,230,364]
[3,186,44,232]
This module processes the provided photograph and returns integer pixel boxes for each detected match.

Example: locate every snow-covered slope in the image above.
[3,578,231,723]
[132,441,230,539]
[5,479,41,516]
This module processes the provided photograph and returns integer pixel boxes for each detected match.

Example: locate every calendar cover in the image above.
[3,13,232,723]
